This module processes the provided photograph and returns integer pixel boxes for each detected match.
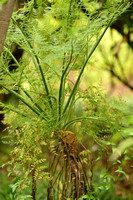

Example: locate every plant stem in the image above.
[58,44,73,121]
[32,168,36,200]
[12,17,53,110]
[63,14,115,117]
[0,83,46,119]
[3,47,45,114]
[63,116,106,129]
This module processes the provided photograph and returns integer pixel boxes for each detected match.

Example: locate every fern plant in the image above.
[0,0,130,199]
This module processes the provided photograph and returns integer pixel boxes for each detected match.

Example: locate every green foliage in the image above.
[70,86,125,138]
[0,0,131,199]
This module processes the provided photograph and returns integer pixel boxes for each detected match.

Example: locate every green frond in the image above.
[63,14,114,118]
[0,83,46,119]
[12,17,53,110]
[63,116,106,130]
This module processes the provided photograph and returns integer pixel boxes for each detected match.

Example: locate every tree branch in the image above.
[109,68,133,90]
[0,0,15,56]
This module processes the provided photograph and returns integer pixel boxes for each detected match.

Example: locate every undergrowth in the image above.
[0,0,131,199]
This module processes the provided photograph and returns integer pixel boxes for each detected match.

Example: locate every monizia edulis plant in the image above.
[0,0,130,199]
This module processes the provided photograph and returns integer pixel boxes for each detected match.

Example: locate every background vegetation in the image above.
[0,0,133,200]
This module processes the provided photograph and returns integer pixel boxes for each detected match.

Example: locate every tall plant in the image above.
[0,0,130,199]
